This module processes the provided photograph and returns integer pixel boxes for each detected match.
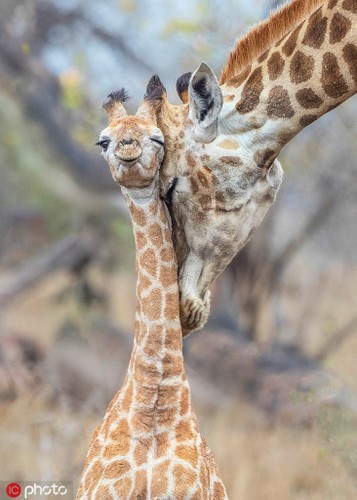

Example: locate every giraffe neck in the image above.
[222,0,356,155]
[121,187,187,436]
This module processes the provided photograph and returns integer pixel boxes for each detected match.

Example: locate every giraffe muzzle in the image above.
[115,139,142,163]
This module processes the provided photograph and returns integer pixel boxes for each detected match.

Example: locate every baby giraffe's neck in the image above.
[119,188,189,439]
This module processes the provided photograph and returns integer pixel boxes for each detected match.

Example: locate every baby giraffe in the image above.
[75,83,227,499]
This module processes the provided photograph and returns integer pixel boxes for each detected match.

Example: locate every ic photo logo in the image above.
[6,483,22,498]
[4,481,72,499]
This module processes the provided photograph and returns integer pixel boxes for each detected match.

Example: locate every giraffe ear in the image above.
[137,75,166,121]
[188,62,223,142]
[176,72,192,104]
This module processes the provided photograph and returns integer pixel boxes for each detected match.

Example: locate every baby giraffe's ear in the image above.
[188,62,223,142]
[137,74,166,121]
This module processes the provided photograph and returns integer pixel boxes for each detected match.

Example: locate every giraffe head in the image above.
[148,63,283,332]
[97,80,165,193]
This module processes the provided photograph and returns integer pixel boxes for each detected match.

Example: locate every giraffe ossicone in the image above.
[76,82,227,499]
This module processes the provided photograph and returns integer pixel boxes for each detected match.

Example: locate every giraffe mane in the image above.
[219,0,325,85]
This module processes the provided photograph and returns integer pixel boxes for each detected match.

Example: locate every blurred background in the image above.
[0,0,357,498]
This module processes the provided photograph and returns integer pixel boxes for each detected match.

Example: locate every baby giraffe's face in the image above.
[97,90,164,189]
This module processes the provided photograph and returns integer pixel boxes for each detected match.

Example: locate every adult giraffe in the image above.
[153,0,356,333]
[76,86,227,498]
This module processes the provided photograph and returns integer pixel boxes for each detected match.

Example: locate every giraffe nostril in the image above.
[121,138,135,146]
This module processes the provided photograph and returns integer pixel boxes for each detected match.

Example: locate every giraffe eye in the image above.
[150,137,164,147]
[95,139,110,151]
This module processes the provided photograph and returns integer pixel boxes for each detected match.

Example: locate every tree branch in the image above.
[0,231,100,309]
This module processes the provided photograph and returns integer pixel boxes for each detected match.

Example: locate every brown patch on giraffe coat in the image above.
[176,444,199,468]
[164,291,179,321]
[254,148,277,169]
[104,459,131,479]
[85,436,101,463]
[267,52,285,80]
[258,50,269,62]
[155,433,170,459]
[156,405,178,427]
[330,12,352,44]
[113,477,132,495]
[321,52,348,98]
[164,327,181,351]
[135,230,147,248]
[141,287,163,321]
[139,275,153,295]
[103,440,129,460]
[214,481,226,498]
[141,325,162,357]
[132,470,147,498]
[135,384,157,407]
[328,0,338,8]
[302,8,328,49]
[342,0,357,13]
[296,88,323,108]
[197,170,210,188]
[190,177,200,196]
[235,67,264,114]
[185,151,196,168]
[84,459,104,491]
[343,44,357,85]
[152,461,169,496]
[160,246,174,263]
[130,205,147,227]
[159,264,177,288]
[198,194,212,208]
[162,352,183,378]
[121,381,133,412]
[215,191,225,205]
[134,358,161,388]
[96,484,112,498]
[109,418,130,441]
[173,464,197,493]
[199,462,208,488]
[289,51,314,83]
[229,64,252,87]
[147,222,164,247]
[133,441,150,466]
[180,386,190,415]
[157,383,181,407]
[131,406,155,432]
[266,86,295,119]
[176,419,195,442]
[140,248,158,278]
[282,24,303,57]
[300,114,318,127]
[219,155,243,166]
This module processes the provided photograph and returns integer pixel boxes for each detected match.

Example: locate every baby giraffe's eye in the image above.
[150,137,164,147]
[95,139,110,151]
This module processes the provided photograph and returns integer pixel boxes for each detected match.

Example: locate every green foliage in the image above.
[0,90,73,240]
[60,70,84,110]
[162,19,199,38]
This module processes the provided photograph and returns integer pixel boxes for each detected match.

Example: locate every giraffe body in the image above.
[76,90,227,499]
[154,0,356,333]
